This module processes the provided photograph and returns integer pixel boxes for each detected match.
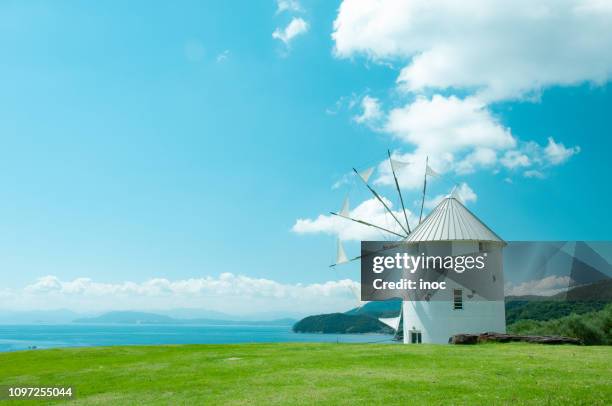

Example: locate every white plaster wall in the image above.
[402,299,506,344]
[401,241,506,344]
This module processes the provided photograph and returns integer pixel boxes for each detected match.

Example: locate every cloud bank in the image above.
[333,0,612,101]
[505,275,572,297]
[332,0,589,184]
[2,274,360,315]
[293,1,597,244]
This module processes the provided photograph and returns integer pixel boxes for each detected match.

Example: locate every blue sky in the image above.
[1,0,611,315]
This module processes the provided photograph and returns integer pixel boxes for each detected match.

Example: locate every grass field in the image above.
[1,343,611,405]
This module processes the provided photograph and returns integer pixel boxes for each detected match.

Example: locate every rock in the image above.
[476,332,581,345]
[450,332,582,345]
[450,334,479,344]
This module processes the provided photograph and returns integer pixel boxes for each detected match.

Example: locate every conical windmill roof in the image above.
[406,197,504,243]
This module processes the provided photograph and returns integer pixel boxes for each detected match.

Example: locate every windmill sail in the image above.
[388,150,411,234]
[348,284,367,307]
[419,157,429,224]
[336,239,349,264]
[378,315,401,331]
[354,166,410,236]
[426,164,440,177]
[450,185,461,200]
[358,166,374,183]
[339,196,350,217]
[390,158,410,173]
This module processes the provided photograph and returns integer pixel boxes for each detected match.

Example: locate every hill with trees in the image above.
[292,313,392,334]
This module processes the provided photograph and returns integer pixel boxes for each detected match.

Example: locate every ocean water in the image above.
[0,324,394,352]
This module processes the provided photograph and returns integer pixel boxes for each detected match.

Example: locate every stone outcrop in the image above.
[450,332,582,345]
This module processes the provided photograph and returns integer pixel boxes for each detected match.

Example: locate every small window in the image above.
[410,331,422,344]
[453,289,463,310]
[479,242,486,252]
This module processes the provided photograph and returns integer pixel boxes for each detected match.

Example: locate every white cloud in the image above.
[544,137,581,165]
[329,1,585,184]
[500,150,531,169]
[374,96,517,189]
[353,95,383,126]
[276,0,303,14]
[505,275,571,296]
[455,148,498,174]
[333,93,581,190]
[6,274,360,315]
[333,0,612,101]
[292,197,414,241]
[295,1,592,248]
[524,169,546,179]
[331,172,354,190]
[385,96,516,154]
[216,50,230,63]
[498,137,580,173]
[25,275,62,293]
[455,183,477,204]
[273,17,309,46]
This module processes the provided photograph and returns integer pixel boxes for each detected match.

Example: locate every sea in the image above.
[0,324,394,352]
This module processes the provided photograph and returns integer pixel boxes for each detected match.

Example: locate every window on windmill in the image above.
[453,289,463,310]
[479,242,486,252]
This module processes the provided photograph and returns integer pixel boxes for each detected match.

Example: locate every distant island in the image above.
[74,311,296,326]
[293,313,393,334]
[293,299,401,334]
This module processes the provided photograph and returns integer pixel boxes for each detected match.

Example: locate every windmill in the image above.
[329,151,441,338]
[329,153,508,344]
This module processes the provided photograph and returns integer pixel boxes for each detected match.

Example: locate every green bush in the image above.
[505,300,607,324]
[559,314,604,345]
[507,303,612,345]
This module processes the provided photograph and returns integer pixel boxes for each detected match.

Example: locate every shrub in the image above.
[507,303,612,345]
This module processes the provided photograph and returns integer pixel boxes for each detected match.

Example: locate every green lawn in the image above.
[1,343,611,405]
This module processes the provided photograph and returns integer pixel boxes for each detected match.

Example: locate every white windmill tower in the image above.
[401,195,507,344]
[330,152,506,344]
